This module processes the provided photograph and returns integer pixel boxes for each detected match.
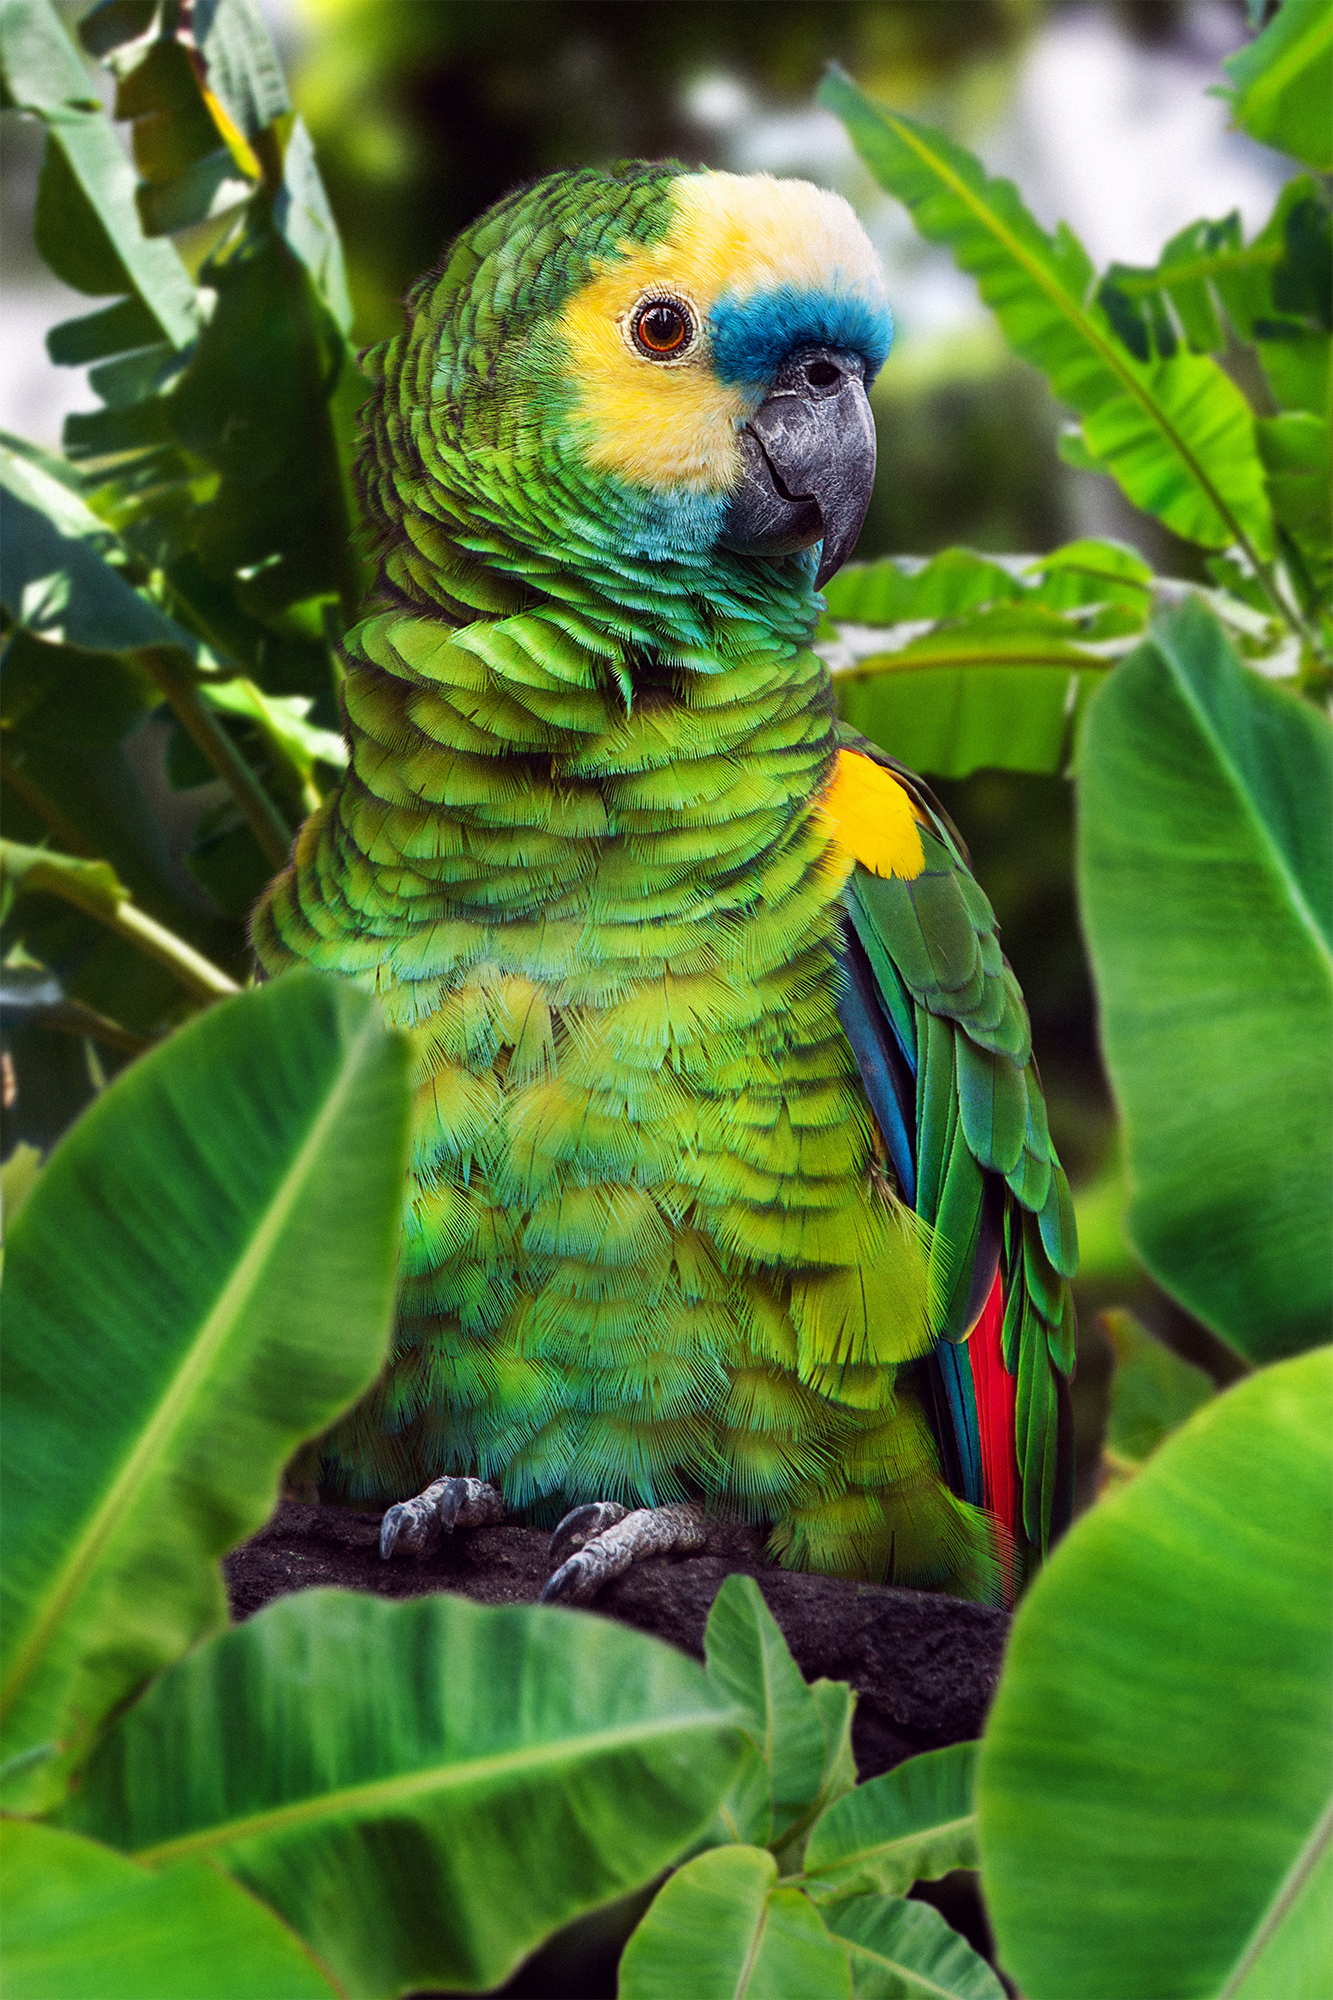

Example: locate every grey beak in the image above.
[719,346,877,588]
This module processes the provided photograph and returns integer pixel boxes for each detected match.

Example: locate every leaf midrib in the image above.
[1236,4,1333,114]
[843,1933,967,2000]
[733,1886,772,2000]
[811,1809,975,1880]
[1110,239,1280,300]
[131,1711,730,1864]
[1216,1794,1333,1999]
[848,91,1273,575]
[1163,637,1333,980]
[0,1008,379,1722]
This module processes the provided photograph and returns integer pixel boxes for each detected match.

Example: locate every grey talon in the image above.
[547,1500,628,1569]
[539,1502,707,1605]
[537,1555,586,1605]
[379,1476,504,1560]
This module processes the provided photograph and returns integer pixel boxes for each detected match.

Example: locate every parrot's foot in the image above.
[539,1501,707,1605]
[379,1476,505,1558]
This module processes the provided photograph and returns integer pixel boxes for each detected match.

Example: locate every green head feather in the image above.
[356,162,892,650]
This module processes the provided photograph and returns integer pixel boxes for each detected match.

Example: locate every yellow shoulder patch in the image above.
[818,749,925,880]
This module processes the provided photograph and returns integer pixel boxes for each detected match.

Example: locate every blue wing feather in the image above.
[831,723,1077,1570]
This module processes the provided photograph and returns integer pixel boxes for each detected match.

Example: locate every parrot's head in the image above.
[362,163,892,636]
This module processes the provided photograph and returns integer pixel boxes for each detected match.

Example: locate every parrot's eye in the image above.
[632,298,693,359]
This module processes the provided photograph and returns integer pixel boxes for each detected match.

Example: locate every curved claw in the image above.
[379,1476,504,1559]
[547,1500,628,1571]
[540,1548,608,1605]
[378,1501,414,1560]
[539,1503,707,1606]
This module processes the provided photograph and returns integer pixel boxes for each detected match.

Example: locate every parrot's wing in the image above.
[832,722,1078,1568]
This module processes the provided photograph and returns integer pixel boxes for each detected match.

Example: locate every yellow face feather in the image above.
[556,172,888,496]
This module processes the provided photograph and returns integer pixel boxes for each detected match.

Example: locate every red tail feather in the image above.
[971,1272,1018,1535]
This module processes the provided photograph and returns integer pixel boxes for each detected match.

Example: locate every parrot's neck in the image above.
[370,466,826,664]
[256,569,849,1014]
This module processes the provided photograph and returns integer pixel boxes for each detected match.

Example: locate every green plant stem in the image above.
[10,855,240,1004]
[110,902,240,1002]
[232,677,325,817]
[26,1000,152,1056]
[0,755,98,857]
[138,649,293,872]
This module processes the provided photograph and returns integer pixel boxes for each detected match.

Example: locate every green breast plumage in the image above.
[254,598,942,1544]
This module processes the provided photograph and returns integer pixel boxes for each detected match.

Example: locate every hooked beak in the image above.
[719,345,877,588]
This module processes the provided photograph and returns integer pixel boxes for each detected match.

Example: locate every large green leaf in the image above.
[275,114,354,335]
[1095,177,1332,371]
[80,0,350,331]
[809,1679,859,1823]
[825,1895,1005,2000]
[1,627,159,747]
[87,0,281,238]
[1257,406,1332,603]
[0,973,411,1813]
[836,653,1089,781]
[1099,1308,1215,1471]
[0,442,280,955]
[63,1588,746,2000]
[65,0,363,622]
[0,0,199,345]
[619,1845,852,2000]
[1077,597,1333,1358]
[824,541,1157,624]
[1,839,238,1003]
[823,548,1024,623]
[804,1744,980,1904]
[977,1347,1333,2000]
[1,727,249,1037]
[704,1574,830,1849]
[819,69,1277,573]
[1080,176,1331,611]
[1223,0,1333,173]
[823,542,1148,777]
[0,437,204,661]
[158,219,361,624]
[0,1820,341,2000]
[0,438,260,971]
[16,0,364,662]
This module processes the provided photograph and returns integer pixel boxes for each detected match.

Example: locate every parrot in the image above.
[251,161,1077,1604]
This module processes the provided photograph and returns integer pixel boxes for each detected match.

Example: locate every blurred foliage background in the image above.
[3,0,1286,1483]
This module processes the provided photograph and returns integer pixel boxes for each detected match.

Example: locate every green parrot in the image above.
[252,162,1077,1602]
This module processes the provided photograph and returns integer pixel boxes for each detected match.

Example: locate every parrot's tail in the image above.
[969,1273,1020,1603]
[970,1276,1016,1523]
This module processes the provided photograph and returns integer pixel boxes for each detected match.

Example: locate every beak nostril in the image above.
[721,359,876,586]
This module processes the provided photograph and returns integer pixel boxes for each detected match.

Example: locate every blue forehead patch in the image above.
[709,283,894,387]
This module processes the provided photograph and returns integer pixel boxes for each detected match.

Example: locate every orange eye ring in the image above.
[632,298,693,358]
